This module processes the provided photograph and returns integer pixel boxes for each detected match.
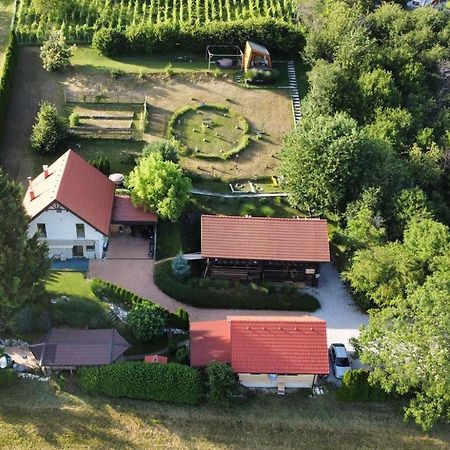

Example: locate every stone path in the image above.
[288,61,302,124]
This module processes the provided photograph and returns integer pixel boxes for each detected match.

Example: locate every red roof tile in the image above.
[23,150,115,235]
[190,320,231,366]
[190,316,329,375]
[201,216,330,262]
[229,316,329,374]
[112,195,157,224]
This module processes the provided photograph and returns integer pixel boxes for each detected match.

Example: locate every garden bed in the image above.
[154,261,320,311]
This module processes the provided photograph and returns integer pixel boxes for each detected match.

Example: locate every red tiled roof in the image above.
[112,195,158,224]
[228,316,329,374]
[23,150,115,235]
[190,316,329,375]
[29,329,130,367]
[201,216,330,262]
[190,320,231,366]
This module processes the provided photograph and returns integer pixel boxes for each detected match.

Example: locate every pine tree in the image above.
[0,170,50,331]
[171,251,191,279]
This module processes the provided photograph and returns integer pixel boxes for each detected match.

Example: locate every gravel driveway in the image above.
[88,259,367,350]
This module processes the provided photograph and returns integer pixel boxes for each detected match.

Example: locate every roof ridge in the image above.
[202,215,327,222]
[53,150,72,201]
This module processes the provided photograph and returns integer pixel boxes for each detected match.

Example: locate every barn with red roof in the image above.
[190,316,329,390]
[201,215,330,286]
[23,150,157,260]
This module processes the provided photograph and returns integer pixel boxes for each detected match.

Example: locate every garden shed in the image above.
[242,41,272,72]
[201,215,330,286]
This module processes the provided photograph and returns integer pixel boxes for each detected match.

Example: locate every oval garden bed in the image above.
[168,104,250,160]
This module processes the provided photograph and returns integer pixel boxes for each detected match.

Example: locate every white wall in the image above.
[28,208,107,259]
[238,373,315,389]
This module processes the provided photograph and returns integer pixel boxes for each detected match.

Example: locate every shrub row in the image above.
[92,19,304,56]
[78,361,202,404]
[90,278,189,330]
[0,32,18,143]
[153,261,320,311]
[337,369,391,402]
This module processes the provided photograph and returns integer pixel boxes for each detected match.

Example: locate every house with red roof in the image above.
[201,215,330,286]
[190,316,329,390]
[23,150,157,260]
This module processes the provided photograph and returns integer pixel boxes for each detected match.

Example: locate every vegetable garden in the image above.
[15,0,299,43]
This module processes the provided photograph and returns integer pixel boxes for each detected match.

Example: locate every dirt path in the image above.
[0,47,67,183]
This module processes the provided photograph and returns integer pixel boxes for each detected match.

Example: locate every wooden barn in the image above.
[201,215,330,286]
[242,41,272,72]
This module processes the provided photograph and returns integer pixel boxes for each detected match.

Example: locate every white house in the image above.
[23,150,157,260]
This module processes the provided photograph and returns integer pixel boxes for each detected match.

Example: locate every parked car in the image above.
[406,0,447,9]
[329,343,351,379]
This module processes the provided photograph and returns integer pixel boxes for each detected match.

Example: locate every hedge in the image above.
[90,278,189,330]
[92,19,304,56]
[0,32,18,143]
[78,361,202,404]
[153,261,320,311]
[337,369,391,402]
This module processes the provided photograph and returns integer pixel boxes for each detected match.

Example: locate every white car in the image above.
[406,0,447,9]
[329,343,351,379]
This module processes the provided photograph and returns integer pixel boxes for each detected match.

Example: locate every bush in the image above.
[8,307,36,334]
[0,32,18,143]
[40,30,73,71]
[90,155,110,175]
[78,361,202,404]
[142,141,179,163]
[92,29,128,56]
[69,111,79,127]
[167,306,190,330]
[36,310,52,332]
[154,261,320,311]
[30,102,68,153]
[51,298,109,328]
[337,369,391,402]
[126,300,168,342]
[244,68,280,85]
[171,252,191,279]
[175,345,190,364]
[206,362,237,406]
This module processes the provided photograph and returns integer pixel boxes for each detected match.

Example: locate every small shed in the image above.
[242,41,272,72]
[144,355,168,364]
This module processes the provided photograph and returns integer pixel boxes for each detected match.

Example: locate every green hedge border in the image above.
[0,31,18,143]
[167,103,250,161]
[153,260,320,311]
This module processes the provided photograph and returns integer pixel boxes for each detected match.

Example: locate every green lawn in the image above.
[0,379,448,449]
[46,271,95,301]
[0,0,14,72]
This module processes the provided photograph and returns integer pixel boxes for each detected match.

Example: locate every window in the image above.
[76,223,85,238]
[86,244,95,252]
[37,223,47,238]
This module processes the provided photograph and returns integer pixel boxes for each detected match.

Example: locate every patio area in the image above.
[105,231,151,260]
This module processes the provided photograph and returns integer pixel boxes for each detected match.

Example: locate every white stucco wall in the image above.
[238,373,315,389]
[28,208,107,259]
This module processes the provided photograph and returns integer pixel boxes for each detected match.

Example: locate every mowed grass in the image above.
[0,379,449,450]
[46,271,95,301]
[173,106,247,157]
[0,0,14,71]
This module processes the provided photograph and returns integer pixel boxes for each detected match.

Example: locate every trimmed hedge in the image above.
[92,19,304,56]
[90,278,189,330]
[0,32,18,143]
[78,361,202,404]
[154,261,320,311]
[337,369,391,402]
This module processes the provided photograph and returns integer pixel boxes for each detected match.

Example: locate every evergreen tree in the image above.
[171,252,191,279]
[0,170,50,331]
[40,30,73,72]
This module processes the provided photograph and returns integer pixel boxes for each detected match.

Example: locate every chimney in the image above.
[43,165,49,178]
[28,177,35,201]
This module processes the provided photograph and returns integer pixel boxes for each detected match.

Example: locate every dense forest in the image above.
[281,1,450,430]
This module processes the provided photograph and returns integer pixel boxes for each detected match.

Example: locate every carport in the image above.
[107,195,158,259]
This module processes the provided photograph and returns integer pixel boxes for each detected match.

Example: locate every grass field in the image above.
[0,379,449,449]
[0,0,14,72]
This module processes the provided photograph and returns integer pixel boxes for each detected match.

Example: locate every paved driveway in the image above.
[88,260,367,349]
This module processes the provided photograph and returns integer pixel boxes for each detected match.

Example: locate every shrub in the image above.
[154,261,320,311]
[167,306,190,330]
[165,63,175,77]
[51,298,109,328]
[40,30,73,71]
[206,362,237,406]
[126,300,168,342]
[171,252,191,279]
[142,141,179,163]
[78,362,202,404]
[337,369,391,402]
[69,111,79,127]
[92,29,128,56]
[30,102,68,153]
[244,68,280,85]
[36,310,52,332]
[90,155,110,175]
[8,307,35,334]
[175,345,190,364]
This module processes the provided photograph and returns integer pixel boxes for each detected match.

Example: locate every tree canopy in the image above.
[127,153,191,222]
[0,170,50,330]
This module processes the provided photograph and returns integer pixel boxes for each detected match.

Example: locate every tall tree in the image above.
[127,153,191,222]
[40,30,73,72]
[0,170,50,330]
